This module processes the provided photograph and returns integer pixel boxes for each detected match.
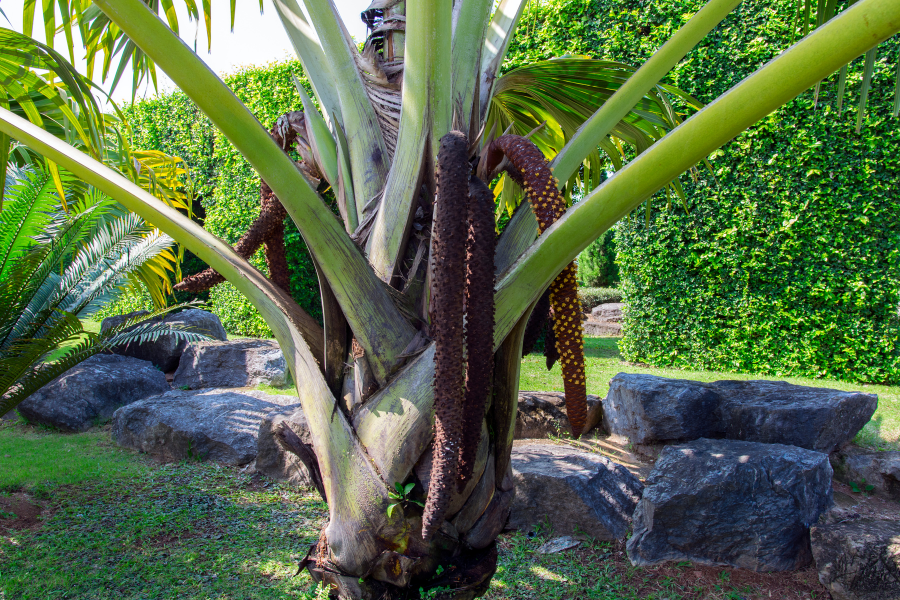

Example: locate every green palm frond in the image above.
[0,303,210,417]
[487,57,705,218]
[791,0,900,129]
[0,165,68,278]
[26,0,247,98]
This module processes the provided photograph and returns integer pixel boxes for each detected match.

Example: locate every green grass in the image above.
[0,429,331,600]
[0,422,143,493]
[0,425,819,600]
[520,337,900,451]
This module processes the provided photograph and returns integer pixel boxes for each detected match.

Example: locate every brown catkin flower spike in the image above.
[457,175,496,494]
[522,290,551,357]
[174,111,307,296]
[489,135,587,437]
[423,131,470,541]
[175,182,291,294]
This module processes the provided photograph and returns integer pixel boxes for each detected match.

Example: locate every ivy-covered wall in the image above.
[507,0,900,384]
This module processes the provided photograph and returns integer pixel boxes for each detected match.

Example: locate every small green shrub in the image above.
[578,287,623,312]
[577,228,619,288]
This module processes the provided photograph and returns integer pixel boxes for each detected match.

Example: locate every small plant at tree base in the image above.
[386,482,424,518]
[849,480,876,495]
[0,509,16,519]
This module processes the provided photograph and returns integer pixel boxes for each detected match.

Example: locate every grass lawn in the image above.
[0,420,827,599]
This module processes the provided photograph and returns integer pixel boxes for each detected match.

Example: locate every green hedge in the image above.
[507,0,900,383]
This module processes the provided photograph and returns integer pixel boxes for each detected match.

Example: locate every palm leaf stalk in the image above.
[3,0,900,596]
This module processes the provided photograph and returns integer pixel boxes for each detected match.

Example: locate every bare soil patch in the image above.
[0,493,46,533]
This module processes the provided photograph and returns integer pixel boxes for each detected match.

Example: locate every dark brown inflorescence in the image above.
[174,115,305,296]
[522,289,551,357]
[457,175,496,493]
[488,134,587,437]
[423,131,470,541]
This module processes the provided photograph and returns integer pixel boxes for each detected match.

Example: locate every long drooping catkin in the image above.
[488,135,587,437]
[423,131,470,541]
[174,113,306,296]
[457,176,496,493]
[175,182,290,295]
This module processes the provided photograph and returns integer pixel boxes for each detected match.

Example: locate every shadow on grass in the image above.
[0,452,329,600]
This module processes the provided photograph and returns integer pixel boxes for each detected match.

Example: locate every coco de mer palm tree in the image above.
[2,0,899,597]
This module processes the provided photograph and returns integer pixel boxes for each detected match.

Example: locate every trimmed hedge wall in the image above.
[507,0,900,383]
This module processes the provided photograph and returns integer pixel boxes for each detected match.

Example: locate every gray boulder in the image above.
[112,388,297,465]
[590,303,623,321]
[715,379,878,453]
[603,373,877,453]
[17,355,169,432]
[583,320,622,336]
[515,391,603,439]
[832,449,900,502]
[811,519,900,600]
[602,374,722,446]
[103,309,228,372]
[584,303,624,336]
[508,443,643,540]
[256,405,316,486]
[173,339,289,389]
[627,438,833,572]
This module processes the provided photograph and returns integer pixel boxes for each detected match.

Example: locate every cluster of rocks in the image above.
[582,302,622,337]
[590,373,895,600]
[14,309,294,448]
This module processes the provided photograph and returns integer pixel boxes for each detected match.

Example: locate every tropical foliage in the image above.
[0,26,196,307]
[0,162,206,417]
[2,0,899,596]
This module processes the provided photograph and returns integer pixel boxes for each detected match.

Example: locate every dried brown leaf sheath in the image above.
[457,176,496,493]
[489,135,587,437]
[423,131,470,541]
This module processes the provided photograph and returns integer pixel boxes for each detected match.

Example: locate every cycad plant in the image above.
[0,27,195,307]
[0,163,206,417]
[2,0,899,597]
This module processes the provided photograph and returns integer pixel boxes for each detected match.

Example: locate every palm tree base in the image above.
[303,540,498,599]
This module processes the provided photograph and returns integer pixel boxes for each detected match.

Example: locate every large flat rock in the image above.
[17,355,169,432]
[112,388,298,465]
[583,321,622,336]
[627,438,833,572]
[603,373,877,453]
[603,374,722,446]
[515,391,603,439]
[508,443,643,540]
[173,339,289,389]
[812,518,900,600]
[715,379,878,453]
[589,303,623,321]
[103,309,228,372]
